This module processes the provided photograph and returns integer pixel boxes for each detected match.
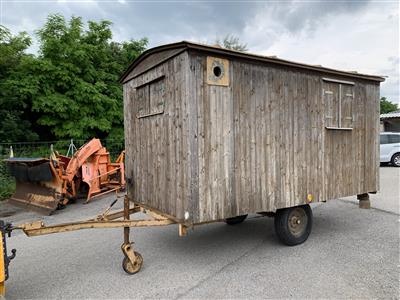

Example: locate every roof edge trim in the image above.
[119,41,385,83]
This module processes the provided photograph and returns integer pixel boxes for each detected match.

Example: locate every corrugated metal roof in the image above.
[120,41,386,83]
[380,110,400,119]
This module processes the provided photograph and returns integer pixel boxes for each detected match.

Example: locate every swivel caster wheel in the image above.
[122,252,143,275]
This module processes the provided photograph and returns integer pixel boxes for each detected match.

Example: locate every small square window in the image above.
[135,76,165,118]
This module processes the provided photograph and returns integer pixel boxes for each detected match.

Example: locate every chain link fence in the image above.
[0,139,124,160]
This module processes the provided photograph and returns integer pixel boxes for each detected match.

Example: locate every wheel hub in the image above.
[288,208,307,237]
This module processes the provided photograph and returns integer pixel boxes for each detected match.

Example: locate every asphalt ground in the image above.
[1,167,399,299]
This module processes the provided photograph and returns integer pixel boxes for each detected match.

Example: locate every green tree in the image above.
[33,14,147,140]
[6,14,147,141]
[216,34,248,51]
[0,26,39,142]
[380,97,398,114]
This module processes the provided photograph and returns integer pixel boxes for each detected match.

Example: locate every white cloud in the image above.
[242,2,399,103]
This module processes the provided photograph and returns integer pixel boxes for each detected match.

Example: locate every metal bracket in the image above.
[121,242,138,265]
[179,224,188,236]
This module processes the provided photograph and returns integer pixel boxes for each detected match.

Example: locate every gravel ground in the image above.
[1,167,399,299]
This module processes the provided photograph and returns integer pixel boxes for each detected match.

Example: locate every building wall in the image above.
[383,119,400,132]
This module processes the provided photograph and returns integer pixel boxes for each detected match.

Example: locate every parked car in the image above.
[380,132,400,167]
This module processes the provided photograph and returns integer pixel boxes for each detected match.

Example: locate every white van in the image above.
[380,132,400,167]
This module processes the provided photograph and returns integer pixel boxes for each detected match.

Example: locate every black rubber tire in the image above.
[122,252,143,275]
[225,214,248,225]
[274,204,312,246]
[390,153,400,167]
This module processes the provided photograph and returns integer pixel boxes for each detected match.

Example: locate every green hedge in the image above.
[0,161,15,201]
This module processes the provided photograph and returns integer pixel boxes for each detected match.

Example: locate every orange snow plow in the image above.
[4,138,125,214]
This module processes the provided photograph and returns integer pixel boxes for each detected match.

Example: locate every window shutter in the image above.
[135,76,165,118]
[136,85,149,117]
[340,84,354,128]
[149,78,166,115]
[323,82,339,128]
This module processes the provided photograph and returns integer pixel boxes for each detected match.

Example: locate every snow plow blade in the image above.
[5,158,63,215]
[9,182,62,215]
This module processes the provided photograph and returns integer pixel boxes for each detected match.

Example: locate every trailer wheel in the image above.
[122,252,143,275]
[225,214,248,225]
[274,205,312,246]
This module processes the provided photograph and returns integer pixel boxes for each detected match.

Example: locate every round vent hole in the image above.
[213,66,222,77]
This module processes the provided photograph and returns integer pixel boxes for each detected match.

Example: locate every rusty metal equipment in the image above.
[4,138,125,214]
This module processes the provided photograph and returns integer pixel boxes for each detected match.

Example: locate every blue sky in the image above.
[1,0,399,103]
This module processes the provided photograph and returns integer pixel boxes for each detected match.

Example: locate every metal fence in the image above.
[0,139,125,160]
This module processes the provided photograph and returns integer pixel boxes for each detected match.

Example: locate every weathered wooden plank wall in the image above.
[189,52,380,223]
[124,52,193,221]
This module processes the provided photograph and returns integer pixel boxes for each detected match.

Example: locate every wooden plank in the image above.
[197,55,206,221]
[232,61,241,216]
[281,70,291,207]
[254,65,267,211]
[249,66,257,212]
[292,71,300,205]
[265,68,273,210]
[374,84,380,192]
[174,54,183,219]
[188,53,200,223]
[288,72,296,206]
[242,63,251,214]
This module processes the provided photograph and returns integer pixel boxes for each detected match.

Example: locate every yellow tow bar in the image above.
[0,221,16,297]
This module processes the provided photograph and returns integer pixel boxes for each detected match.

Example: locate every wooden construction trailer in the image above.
[121,41,384,231]
[0,42,385,286]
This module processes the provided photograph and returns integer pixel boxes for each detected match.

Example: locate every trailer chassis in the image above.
[4,195,182,278]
